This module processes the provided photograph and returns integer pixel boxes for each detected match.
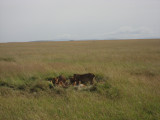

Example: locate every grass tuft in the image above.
[30,80,50,92]
[90,82,120,99]
[0,57,15,62]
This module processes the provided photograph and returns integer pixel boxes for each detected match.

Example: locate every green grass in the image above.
[0,39,160,120]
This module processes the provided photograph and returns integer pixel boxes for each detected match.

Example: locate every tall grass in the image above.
[0,39,160,120]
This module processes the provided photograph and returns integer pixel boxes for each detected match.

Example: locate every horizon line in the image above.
[0,38,160,43]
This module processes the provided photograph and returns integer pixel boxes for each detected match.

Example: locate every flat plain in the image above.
[0,39,160,120]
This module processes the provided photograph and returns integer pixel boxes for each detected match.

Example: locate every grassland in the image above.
[0,39,160,120]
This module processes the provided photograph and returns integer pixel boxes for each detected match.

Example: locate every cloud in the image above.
[55,34,72,39]
[116,26,152,35]
[92,26,155,39]
[50,26,158,40]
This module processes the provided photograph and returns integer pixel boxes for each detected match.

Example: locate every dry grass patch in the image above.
[0,39,160,120]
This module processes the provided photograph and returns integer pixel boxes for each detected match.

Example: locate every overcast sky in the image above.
[0,0,160,42]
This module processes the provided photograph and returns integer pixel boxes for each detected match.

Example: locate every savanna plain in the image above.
[0,39,160,120]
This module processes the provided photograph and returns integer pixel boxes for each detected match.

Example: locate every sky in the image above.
[0,0,160,42]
